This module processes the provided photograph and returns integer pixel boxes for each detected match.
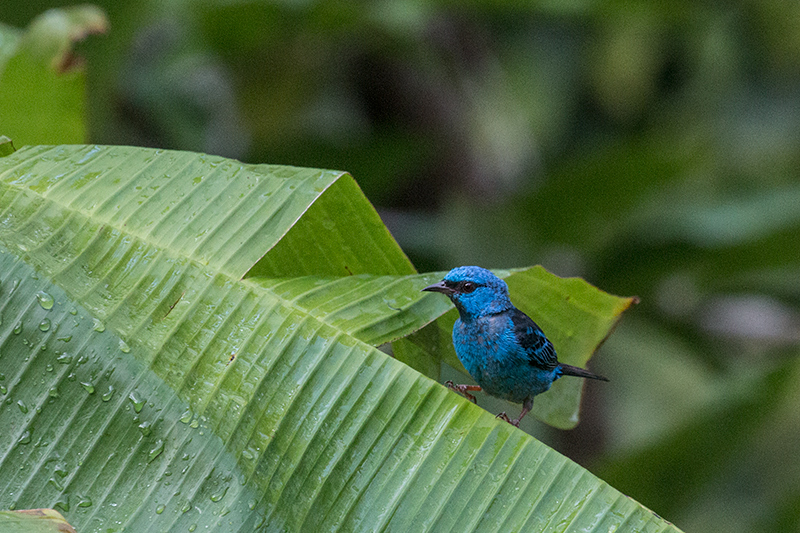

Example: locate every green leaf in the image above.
[249,272,450,346]
[504,268,637,427]
[0,145,412,279]
[0,144,680,532]
[0,6,108,146]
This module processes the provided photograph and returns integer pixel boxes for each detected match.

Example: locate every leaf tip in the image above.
[0,136,16,157]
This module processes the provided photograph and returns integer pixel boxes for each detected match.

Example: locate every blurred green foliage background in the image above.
[4,2,800,531]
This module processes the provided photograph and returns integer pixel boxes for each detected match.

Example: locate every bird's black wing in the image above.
[509,308,558,371]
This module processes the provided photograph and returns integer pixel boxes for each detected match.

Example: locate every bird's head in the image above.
[422,266,513,319]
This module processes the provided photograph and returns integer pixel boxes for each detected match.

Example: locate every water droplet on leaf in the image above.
[129,391,145,413]
[139,421,152,437]
[210,486,228,502]
[55,463,68,478]
[148,439,165,463]
[54,494,69,512]
[102,386,115,402]
[36,291,54,310]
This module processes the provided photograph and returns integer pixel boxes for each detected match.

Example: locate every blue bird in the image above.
[423,266,608,427]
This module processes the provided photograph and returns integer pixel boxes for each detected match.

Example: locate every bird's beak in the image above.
[422,280,454,295]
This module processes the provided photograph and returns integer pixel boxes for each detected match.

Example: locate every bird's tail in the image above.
[558,363,609,382]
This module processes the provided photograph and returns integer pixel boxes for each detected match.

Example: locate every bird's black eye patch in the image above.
[460,281,477,293]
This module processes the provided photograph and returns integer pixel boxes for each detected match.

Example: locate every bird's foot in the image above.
[444,380,480,404]
[495,412,521,427]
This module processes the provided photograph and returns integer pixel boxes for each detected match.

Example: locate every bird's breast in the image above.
[453,316,513,380]
[453,314,555,403]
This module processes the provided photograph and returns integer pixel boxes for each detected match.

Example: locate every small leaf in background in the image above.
[0,6,107,146]
[0,135,15,156]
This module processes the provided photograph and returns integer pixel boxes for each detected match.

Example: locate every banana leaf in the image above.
[0,144,680,531]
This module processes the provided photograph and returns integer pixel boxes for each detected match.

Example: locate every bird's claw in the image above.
[495,412,521,427]
[444,380,478,404]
